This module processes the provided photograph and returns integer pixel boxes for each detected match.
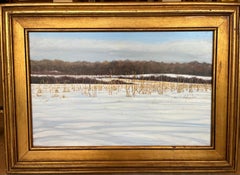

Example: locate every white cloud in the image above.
[30,36,212,63]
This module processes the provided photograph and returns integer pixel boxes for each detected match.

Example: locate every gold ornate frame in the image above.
[0,3,239,174]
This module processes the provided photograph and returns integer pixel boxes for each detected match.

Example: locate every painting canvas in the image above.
[29,31,213,146]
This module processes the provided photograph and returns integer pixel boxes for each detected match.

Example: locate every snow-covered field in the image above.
[31,73,212,80]
[31,80,211,146]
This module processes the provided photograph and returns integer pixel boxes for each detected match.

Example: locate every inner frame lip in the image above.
[25,28,216,151]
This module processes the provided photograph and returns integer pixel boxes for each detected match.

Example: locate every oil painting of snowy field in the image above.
[29,31,213,146]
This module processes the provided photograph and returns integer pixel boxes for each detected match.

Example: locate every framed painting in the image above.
[0,2,240,174]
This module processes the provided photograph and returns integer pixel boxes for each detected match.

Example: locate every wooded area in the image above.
[30,59,212,76]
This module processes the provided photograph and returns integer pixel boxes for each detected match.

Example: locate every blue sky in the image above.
[29,31,213,63]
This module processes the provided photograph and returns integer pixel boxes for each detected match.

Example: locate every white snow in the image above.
[31,73,212,81]
[31,82,211,146]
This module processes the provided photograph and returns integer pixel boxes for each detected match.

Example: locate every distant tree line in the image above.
[31,76,131,84]
[31,75,211,84]
[30,59,212,76]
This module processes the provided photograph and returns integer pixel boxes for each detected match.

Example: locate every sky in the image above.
[29,31,213,63]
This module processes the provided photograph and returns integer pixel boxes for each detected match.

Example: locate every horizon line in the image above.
[30,58,212,64]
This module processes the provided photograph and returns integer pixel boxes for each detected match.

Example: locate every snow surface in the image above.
[31,83,211,146]
[31,73,212,80]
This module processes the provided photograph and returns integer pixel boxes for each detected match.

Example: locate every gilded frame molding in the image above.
[0,3,239,174]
